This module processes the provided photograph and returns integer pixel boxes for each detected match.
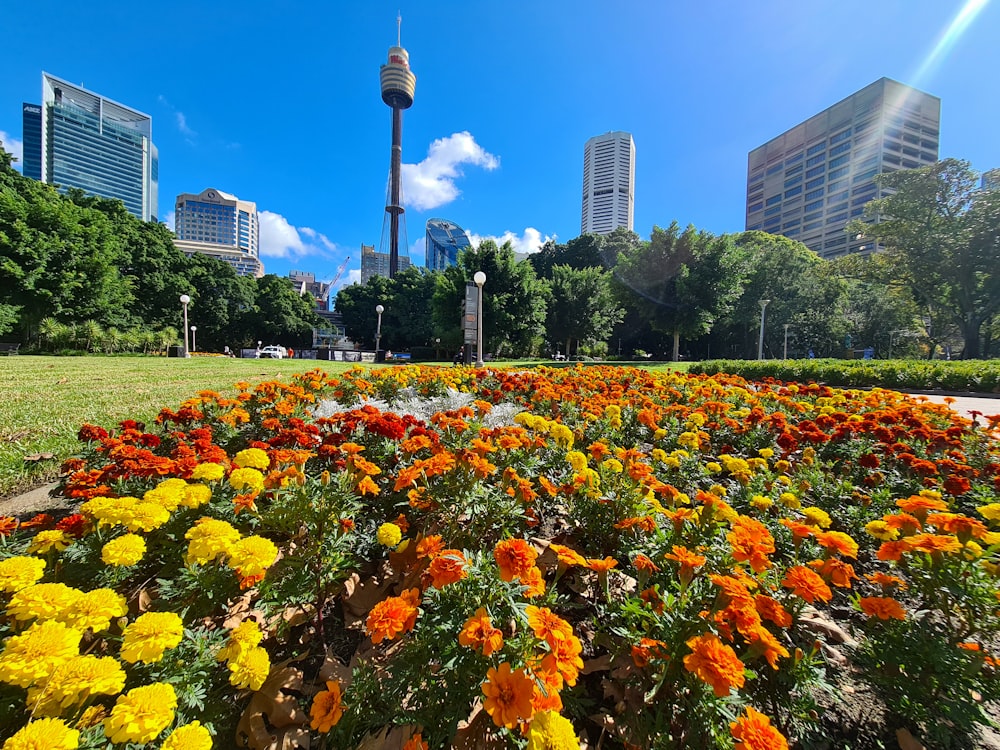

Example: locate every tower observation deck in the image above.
[380,19,416,277]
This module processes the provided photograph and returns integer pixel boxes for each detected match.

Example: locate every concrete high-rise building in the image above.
[746,78,940,259]
[425,218,472,271]
[380,17,416,277]
[981,168,1000,191]
[582,131,635,235]
[173,188,263,277]
[361,242,410,284]
[23,73,158,221]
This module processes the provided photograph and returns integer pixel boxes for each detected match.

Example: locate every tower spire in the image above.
[397,12,401,46]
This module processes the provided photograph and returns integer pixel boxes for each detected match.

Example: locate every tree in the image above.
[431,240,547,358]
[335,276,394,349]
[545,265,623,357]
[851,159,1000,359]
[245,275,320,349]
[613,223,742,361]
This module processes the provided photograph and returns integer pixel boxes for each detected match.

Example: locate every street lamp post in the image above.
[180,294,191,358]
[190,326,197,353]
[757,299,771,360]
[375,304,384,361]
[783,323,790,360]
[474,271,486,367]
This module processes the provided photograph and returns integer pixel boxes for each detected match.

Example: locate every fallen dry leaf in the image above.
[236,666,310,750]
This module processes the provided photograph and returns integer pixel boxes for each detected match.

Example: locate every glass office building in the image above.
[26,73,158,222]
[582,131,635,235]
[173,188,263,277]
[746,78,939,259]
[425,218,472,271]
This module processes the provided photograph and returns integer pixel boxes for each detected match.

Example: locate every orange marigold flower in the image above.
[481,662,535,729]
[526,606,573,648]
[631,637,668,668]
[866,572,907,591]
[754,594,792,628]
[548,543,586,568]
[427,549,468,589]
[632,554,660,574]
[365,589,419,644]
[877,540,910,562]
[809,558,857,588]
[896,494,948,520]
[530,668,564,712]
[520,565,546,597]
[586,556,619,573]
[730,706,789,750]
[494,538,538,582]
[310,680,345,732]
[905,533,962,555]
[884,513,922,534]
[779,518,815,542]
[745,624,790,670]
[415,534,444,559]
[402,732,429,750]
[665,545,707,579]
[356,475,380,496]
[815,530,859,559]
[727,516,775,572]
[927,512,987,540]
[859,596,907,621]
[781,566,832,604]
[683,632,746,697]
[541,635,584,687]
[459,607,504,656]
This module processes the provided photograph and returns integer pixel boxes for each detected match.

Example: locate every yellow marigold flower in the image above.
[217,620,264,663]
[229,467,265,493]
[549,423,574,449]
[1,718,79,750]
[601,458,623,474]
[758,448,774,459]
[120,611,184,664]
[228,645,270,691]
[27,529,72,555]
[0,620,81,688]
[144,478,188,511]
[565,451,587,473]
[650,448,667,462]
[185,517,241,565]
[864,520,899,541]
[27,654,125,713]
[653,428,668,441]
[81,496,138,528]
[664,456,681,469]
[778,492,800,509]
[978,503,1000,523]
[983,531,1000,546]
[706,462,723,474]
[162,721,213,750]
[181,483,212,509]
[751,495,773,511]
[709,484,727,497]
[677,431,700,450]
[802,507,832,529]
[7,582,82,622]
[104,682,177,744]
[122,502,171,533]
[526,710,580,750]
[191,462,226,481]
[377,522,403,547]
[687,413,707,427]
[227,536,279,581]
[101,534,146,567]
[61,588,127,632]
[963,541,984,560]
[234,448,271,470]
[0,556,45,594]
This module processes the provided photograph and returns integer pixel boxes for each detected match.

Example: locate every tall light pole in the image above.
[190,326,197,353]
[180,294,191,358]
[375,304,384,361]
[474,271,486,367]
[783,323,790,360]
[757,299,770,360]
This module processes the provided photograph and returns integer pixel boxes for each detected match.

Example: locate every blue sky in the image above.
[1,1,997,290]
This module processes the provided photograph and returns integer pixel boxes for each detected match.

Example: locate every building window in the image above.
[784,186,802,198]
[806,188,824,201]
[830,128,852,144]
[766,194,782,206]
[807,142,826,156]
[806,154,826,167]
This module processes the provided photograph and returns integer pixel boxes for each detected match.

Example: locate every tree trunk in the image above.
[960,313,981,359]
[672,330,681,362]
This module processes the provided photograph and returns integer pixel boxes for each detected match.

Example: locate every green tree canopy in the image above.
[545,265,624,357]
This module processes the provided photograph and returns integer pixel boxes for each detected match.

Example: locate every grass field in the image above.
[0,355,357,499]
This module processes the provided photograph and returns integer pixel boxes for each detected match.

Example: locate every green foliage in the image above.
[545,265,624,358]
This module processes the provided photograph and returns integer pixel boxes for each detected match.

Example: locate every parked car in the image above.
[258,345,287,359]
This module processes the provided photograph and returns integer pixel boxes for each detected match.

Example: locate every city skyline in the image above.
[0,1,997,291]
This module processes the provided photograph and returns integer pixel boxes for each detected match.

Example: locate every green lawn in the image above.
[0,355,357,499]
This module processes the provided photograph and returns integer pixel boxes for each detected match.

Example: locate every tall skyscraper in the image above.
[380,17,416,277]
[23,73,158,221]
[745,78,940,260]
[582,131,635,235]
[425,218,472,271]
[361,242,410,283]
[173,188,263,277]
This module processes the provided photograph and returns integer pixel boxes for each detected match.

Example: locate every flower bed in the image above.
[1,366,999,749]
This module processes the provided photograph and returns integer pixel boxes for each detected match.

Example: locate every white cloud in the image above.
[163,211,176,231]
[470,228,555,256]
[409,236,426,266]
[0,131,24,172]
[343,269,362,287]
[401,131,499,211]
[259,210,308,258]
[175,111,196,137]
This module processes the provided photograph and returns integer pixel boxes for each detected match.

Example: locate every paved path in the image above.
[904,392,1000,420]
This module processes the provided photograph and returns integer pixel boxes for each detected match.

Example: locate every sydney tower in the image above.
[380,18,416,277]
